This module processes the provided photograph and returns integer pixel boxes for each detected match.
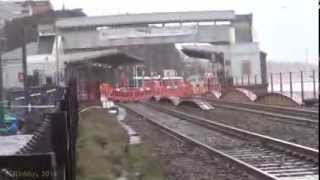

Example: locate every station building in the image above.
[1,11,267,95]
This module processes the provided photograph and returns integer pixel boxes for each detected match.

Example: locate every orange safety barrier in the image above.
[99,81,194,102]
[109,87,153,102]
[80,79,237,103]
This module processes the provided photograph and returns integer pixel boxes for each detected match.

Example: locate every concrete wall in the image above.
[206,43,262,84]
[230,43,262,84]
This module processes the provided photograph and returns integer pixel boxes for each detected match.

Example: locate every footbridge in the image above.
[51,10,238,51]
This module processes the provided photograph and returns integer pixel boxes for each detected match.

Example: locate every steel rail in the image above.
[138,102,319,179]
[146,102,318,161]
[122,103,280,180]
[192,97,318,128]
[199,97,318,120]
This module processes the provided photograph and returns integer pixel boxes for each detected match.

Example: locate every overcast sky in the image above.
[51,0,318,64]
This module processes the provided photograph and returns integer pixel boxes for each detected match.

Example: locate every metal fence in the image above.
[50,78,79,180]
[232,70,319,101]
[0,79,79,180]
[233,74,264,87]
[268,70,319,100]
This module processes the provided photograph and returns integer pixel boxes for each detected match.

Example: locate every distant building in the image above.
[0,0,52,18]
[0,0,52,38]
[0,1,26,22]
[1,8,86,89]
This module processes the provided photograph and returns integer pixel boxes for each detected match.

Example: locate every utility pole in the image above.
[0,37,6,122]
[22,27,29,113]
[55,23,60,84]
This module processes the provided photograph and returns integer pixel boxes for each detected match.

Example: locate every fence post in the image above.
[247,75,250,86]
[289,72,293,98]
[270,73,274,92]
[241,76,244,86]
[207,77,210,91]
[301,71,304,101]
[50,112,68,180]
[313,69,316,98]
[280,72,283,94]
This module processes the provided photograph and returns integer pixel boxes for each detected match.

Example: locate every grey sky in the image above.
[51,0,318,64]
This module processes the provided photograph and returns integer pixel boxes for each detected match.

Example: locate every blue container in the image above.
[0,113,18,135]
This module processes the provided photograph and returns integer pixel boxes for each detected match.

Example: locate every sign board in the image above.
[163,69,177,77]
[98,26,198,40]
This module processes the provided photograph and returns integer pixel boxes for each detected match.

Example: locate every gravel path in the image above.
[123,104,259,180]
[156,102,319,149]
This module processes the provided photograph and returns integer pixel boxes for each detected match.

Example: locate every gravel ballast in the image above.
[123,105,259,180]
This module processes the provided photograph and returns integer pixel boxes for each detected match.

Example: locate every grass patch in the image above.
[76,107,165,180]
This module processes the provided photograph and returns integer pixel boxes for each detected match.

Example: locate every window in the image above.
[198,21,215,26]
[164,23,181,27]
[182,22,197,26]
[148,24,163,28]
[38,36,55,54]
[216,21,231,25]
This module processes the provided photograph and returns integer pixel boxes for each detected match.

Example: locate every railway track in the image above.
[199,97,319,120]
[194,97,318,128]
[122,102,319,180]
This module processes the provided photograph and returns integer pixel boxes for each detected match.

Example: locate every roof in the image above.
[64,49,144,67]
[17,0,51,6]
[2,42,38,60]
[0,135,33,155]
[56,10,235,29]
[181,47,212,60]
[182,43,260,59]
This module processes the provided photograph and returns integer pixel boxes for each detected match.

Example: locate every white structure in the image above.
[182,42,263,84]
[181,14,267,85]
[1,37,59,89]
